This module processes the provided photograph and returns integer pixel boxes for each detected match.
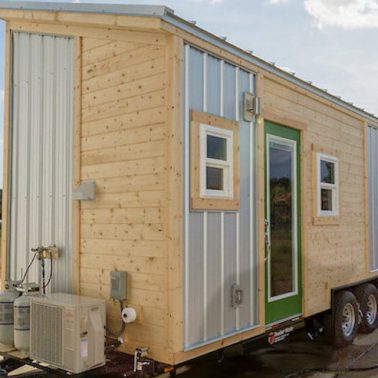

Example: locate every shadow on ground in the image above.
[173,329,378,378]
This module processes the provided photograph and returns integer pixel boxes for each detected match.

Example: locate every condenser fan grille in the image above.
[30,302,63,366]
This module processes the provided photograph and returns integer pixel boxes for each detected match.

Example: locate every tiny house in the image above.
[1,1,378,368]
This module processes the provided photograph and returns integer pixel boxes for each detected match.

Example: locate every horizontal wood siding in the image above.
[79,35,170,362]
[4,11,378,366]
[263,76,371,316]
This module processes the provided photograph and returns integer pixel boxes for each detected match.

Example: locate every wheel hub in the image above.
[342,303,355,337]
[366,294,377,325]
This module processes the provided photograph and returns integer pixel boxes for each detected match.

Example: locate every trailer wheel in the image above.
[354,284,378,333]
[333,291,358,347]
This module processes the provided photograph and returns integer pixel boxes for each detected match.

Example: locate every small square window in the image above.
[190,111,239,211]
[199,124,233,199]
[317,153,339,217]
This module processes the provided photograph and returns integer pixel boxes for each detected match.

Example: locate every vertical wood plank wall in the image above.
[78,34,170,362]
[263,76,370,316]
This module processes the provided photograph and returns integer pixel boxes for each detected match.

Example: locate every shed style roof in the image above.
[0,0,377,124]
[0,2,174,17]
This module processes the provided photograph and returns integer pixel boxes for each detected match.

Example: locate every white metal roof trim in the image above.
[0,1,377,123]
[0,1,173,17]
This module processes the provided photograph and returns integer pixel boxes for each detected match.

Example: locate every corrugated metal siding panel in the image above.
[223,213,237,332]
[368,126,378,271]
[184,44,258,349]
[238,69,253,329]
[206,213,222,340]
[8,32,74,292]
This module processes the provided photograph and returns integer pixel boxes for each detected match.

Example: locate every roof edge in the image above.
[0,1,376,123]
[0,1,174,17]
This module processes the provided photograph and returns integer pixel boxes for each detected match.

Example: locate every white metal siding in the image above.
[368,126,378,271]
[8,32,74,292]
[183,44,258,350]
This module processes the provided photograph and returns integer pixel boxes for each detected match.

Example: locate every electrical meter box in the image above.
[110,271,127,301]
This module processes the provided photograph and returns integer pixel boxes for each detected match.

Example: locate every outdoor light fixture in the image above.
[243,92,260,122]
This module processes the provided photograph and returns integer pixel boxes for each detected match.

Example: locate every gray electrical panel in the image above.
[110,271,127,301]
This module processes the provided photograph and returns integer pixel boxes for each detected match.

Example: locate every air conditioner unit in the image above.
[30,293,106,374]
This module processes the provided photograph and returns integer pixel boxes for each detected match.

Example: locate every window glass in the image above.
[206,167,223,190]
[321,188,333,211]
[320,160,335,184]
[207,135,227,161]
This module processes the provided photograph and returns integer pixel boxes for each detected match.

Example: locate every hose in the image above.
[105,339,122,354]
[43,251,53,290]
[20,252,38,284]
[105,299,126,338]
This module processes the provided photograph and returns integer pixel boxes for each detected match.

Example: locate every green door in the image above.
[265,121,302,325]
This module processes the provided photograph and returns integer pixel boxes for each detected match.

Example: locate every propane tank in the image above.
[14,284,40,352]
[0,281,20,345]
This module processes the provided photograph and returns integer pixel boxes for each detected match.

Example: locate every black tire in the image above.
[333,290,358,347]
[354,283,378,333]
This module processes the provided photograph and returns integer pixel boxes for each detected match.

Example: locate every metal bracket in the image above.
[243,92,261,122]
[72,181,96,201]
[231,284,243,308]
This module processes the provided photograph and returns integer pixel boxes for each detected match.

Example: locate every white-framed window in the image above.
[317,153,339,216]
[199,124,234,199]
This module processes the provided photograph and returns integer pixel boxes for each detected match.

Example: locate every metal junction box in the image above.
[110,271,127,301]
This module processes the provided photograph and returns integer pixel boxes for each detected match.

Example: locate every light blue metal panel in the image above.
[223,63,236,119]
[189,48,203,112]
[206,55,221,116]
[223,213,237,332]
[206,213,222,340]
[184,44,258,350]
[187,213,204,346]
[238,69,252,329]
[8,32,73,292]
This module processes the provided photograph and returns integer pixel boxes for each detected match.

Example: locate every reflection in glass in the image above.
[206,167,223,190]
[269,141,294,298]
[321,188,333,211]
[207,135,227,160]
[320,160,335,184]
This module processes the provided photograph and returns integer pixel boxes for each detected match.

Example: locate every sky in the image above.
[0,0,378,187]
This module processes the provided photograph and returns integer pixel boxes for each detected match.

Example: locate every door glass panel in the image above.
[268,139,295,298]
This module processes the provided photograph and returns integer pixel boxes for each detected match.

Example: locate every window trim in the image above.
[317,153,339,217]
[190,110,240,211]
[200,124,234,199]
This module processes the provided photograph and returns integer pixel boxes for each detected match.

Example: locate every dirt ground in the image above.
[170,329,378,378]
